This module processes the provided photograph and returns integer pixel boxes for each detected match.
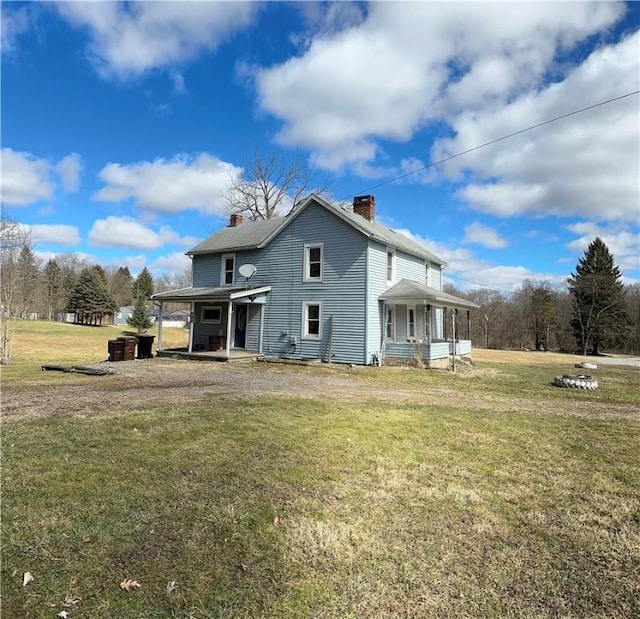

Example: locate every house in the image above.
[113,306,134,326]
[150,308,190,329]
[151,194,478,367]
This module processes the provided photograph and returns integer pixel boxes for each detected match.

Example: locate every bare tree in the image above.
[225,148,330,221]
[0,210,32,364]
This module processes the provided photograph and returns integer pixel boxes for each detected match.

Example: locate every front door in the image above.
[234,305,247,348]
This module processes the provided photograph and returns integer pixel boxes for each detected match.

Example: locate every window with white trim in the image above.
[303,302,321,339]
[386,248,395,283]
[385,306,395,341]
[220,253,235,286]
[201,305,222,323]
[407,306,416,339]
[304,244,323,282]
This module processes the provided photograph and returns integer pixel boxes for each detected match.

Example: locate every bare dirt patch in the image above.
[3,357,637,424]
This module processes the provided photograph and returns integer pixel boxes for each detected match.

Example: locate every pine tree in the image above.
[67,268,117,325]
[127,293,153,333]
[43,259,63,321]
[568,238,627,355]
[133,267,154,300]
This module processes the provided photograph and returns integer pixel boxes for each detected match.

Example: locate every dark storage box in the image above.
[117,336,137,361]
[108,339,124,362]
[137,334,155,359]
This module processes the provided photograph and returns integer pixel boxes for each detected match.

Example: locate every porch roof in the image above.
[151,285,272,303]
[380,279,479,310]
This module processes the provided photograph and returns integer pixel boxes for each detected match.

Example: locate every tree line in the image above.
[446,239,637,356]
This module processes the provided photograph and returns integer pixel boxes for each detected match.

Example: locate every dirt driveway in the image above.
[3,356,638,424]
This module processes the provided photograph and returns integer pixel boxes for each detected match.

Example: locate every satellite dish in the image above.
[239,264,257,279]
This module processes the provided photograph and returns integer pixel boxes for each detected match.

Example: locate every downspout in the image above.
[225,300,233,360]
[188,302,194,353]
[156,301,164,351]
[259,303,265,354]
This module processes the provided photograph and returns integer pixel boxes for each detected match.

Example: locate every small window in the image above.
[385,307,395,341]
[386,248,395,283]
[304,244,323,282]
[201,305,222,323]
[221,253,235,286]
[303,302,321,339]
[407,307,416,339]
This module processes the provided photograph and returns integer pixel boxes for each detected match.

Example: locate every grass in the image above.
[2,320,639,618]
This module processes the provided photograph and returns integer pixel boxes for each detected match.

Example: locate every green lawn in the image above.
[2,320,639,618]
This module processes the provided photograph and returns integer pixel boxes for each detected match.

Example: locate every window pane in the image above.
[308,320,319,335]
[309,247,321,262]
[308,305,319,320]
[309,262,321,278]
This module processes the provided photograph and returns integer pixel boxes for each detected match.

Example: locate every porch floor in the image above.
[156,347,260,362]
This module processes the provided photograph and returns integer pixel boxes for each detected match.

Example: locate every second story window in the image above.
[304,244,323,282]
[221,253,235,286]
[386,248,395,283]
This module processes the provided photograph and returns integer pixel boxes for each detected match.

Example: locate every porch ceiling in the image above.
[151,285,271,303]
[380,279,479,310]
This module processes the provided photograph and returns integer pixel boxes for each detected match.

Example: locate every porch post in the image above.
[426,304,432,344]
[467,310,471,341]
[157,302,164,351]
[225,300,233,359]
[188,302,194,353]
[259,303,265,354]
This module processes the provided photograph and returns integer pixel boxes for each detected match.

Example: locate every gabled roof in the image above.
[380,279,479,310]
[188,195,447,265]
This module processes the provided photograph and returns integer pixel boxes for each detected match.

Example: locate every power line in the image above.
[343,90,639,199]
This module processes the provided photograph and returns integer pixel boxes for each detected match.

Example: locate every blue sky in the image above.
[2,1,638,292]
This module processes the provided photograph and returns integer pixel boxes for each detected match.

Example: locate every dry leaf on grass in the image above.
[63,594,80,607]
[166,580,178,593]
[119,579,142,591]
[57,612,69,619]
[23,572,33,586]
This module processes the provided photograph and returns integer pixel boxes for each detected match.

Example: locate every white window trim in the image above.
[385,306,395,341]
[220,253,236,286]
[201,305,222,324]
[407,305,416,340]
[302,301,322,340]
[386,248,395,284]
[303,243,323,283]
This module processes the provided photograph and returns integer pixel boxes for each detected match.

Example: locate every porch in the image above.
[379,279,479,365]
[151,284,272,361]
[156,347,259,362]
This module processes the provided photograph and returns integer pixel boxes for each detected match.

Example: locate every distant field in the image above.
[2,319,639,618]
[3,318,188,366]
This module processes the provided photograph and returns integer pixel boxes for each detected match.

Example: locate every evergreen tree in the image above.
[126,293,153,333]
[67,268,117,325]
[568,238,627,355]
[43,259,63,321]
[109,266,134,307]
[133,267,154,300]
[15,245,39,318]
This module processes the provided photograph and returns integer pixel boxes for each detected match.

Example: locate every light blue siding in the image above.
[193,254,220,287]
[396,250,424,282]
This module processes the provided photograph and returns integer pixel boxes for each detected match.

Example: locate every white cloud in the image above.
[254,1,624,171]
[565,221,640,277]
[149,251,192,274]
[396,228,562,292]
[88,216,193,250]
[1,5,29,53]
[30,224,81,246]
[56,1,259,80]
[442,32,640,222]
[1,148,54,206]
[55,153,83,192]
[94,153,240,215]
[462,222,507,249]
[0,148,82,206]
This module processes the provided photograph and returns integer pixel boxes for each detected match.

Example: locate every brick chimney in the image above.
[228,213,243,227]
[353,195,375,221]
